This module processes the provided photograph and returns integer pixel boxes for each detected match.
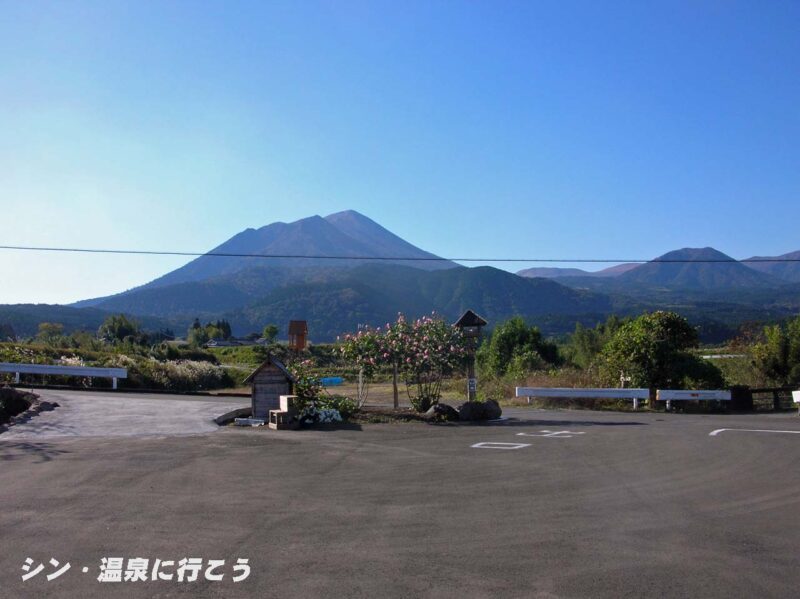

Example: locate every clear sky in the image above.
[2,0,799,304]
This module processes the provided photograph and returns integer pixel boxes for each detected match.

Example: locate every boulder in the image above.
[457,401,485,421]
[423,403,459,422]
[483,399,502,420]
[457,400,503,421]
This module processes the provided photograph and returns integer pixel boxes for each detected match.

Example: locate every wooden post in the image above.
[773,390,781,411]
[467,356,477,402]
[392,362,399,409]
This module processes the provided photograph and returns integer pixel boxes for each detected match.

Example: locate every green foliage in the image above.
[315,394,357,419]
[36,322,66,345]
[287,359,324,401]
[103,355,233,391]
[477,316,560,379]
[98,314,146,344]
[187,318,232,346]
[262,324,279,343]
[598,311,723,389]
[0,340,222,389]
[208,345,270,368]
[562,315,629,369]
[752,314,800,386]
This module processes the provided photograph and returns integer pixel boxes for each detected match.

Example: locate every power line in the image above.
[0,244,799,264]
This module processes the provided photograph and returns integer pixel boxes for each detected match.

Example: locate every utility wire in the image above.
[1,244,799,264]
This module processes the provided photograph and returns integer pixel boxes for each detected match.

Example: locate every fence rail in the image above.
[516,387,733,410]
[0,362,127,389]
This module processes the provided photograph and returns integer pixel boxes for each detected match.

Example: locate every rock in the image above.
[458,400,502,421]
[483,399,502,420]
[457,401,485,421]
[423,403,459,422]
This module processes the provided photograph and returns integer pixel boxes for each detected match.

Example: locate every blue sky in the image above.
[2,0,798,304]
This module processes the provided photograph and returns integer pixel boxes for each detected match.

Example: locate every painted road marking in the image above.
[471,442,531,450]
[709,428,800,437]
[516,430,586,438]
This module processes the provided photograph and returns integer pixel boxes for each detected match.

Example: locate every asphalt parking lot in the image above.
[2,391,800,598]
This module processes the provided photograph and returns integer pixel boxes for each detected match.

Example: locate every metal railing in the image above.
[0,363,127,389]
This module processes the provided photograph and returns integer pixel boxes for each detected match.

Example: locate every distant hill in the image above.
[598,263,639,276]
[224,264,614,340]
[744,250,800,282]
[517,267,594,278]
[517,263,638,279]
[0,304,172,338]
[617,247,781,290]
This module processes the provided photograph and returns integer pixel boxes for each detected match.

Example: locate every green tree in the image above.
[98,314,144,343]
[598,311,723,390]
[752,315,800,386]
[36,322,65,345]
[563,315,628,369]
[215,320,232,340]
[187,326,210,347]
[477,316,560,378]
[262,324,279,344]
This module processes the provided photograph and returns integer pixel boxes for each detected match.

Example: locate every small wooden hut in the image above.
[244,355,296,420]
[288,320,308,351]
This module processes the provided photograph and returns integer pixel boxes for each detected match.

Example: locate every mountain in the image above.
[517,267,594,278]
[46,217,800,345]
[75,210,456,309]
[598,263,639,276]
[517,263,638,279]
[616,247,781,290]
[224,264,614,341]
[744,250,800,282]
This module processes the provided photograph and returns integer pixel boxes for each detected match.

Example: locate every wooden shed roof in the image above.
[243,354,296,384]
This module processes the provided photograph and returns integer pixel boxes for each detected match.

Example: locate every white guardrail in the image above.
[0,363,128,389]
[515,387,650,409]
[516,387,731,410]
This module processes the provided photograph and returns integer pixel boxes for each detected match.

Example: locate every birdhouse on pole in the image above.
[453,310,487,401]
[453,310,487,342]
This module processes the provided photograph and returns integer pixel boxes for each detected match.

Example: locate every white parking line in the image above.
[709,428,800,437]
[471,442,531,450]
[516,430,586,438]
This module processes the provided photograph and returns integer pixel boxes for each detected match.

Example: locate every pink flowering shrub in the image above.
[339,313,468,412]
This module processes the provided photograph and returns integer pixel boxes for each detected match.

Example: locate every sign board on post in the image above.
[792,391,800,403]
[468,378,477,394]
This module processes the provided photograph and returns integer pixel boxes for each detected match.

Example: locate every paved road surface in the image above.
[2,392,800,598]
[0,389,248,439]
